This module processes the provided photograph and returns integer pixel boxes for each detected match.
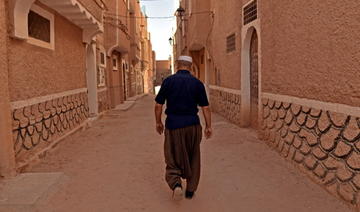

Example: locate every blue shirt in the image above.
[155,70,209,130]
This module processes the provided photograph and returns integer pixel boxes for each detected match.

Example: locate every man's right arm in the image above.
[197,82,212,139]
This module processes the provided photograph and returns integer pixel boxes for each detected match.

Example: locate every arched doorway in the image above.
[249,31,259,128]
[240,26,260,129]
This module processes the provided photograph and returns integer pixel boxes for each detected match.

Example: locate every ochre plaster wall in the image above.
[261,0,360,107]
[8,4,86,102]
[0,0,16,177]
[208,0,244,89]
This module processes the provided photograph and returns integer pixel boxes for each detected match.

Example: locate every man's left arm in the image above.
[155,103,164,135]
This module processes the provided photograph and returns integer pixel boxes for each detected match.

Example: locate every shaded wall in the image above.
[208,0,244,89]
[0,0,16,177]
[8,3,86,102]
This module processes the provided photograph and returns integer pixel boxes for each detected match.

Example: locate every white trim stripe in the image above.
[209,85,241,95]
[11,88,88,109]
[262,92,360,117]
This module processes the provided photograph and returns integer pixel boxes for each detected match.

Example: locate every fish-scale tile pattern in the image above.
[209,89,241,125]
[12,92,89,162]
[261,98,360,205]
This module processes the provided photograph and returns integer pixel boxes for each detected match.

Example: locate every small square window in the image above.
[28,11,50,43]
[27,5,54,50]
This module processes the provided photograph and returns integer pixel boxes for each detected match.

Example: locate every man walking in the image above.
[154,56,212,201]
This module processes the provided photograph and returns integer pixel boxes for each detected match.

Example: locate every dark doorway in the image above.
[249,30,259,128]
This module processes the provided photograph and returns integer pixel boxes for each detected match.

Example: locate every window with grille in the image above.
[226,33,236,53]
[243,0,257,25]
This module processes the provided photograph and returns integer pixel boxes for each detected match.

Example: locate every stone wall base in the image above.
[98,90,110,113]
[260,97,360,209]
[12,92,89,166]
[209,88,241,125]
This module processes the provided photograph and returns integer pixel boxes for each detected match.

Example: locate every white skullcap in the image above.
[178,55,193,63]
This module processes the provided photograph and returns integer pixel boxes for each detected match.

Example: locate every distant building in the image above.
[155,60,172,86]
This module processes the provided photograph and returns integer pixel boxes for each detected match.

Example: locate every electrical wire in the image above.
[103,11,214,20]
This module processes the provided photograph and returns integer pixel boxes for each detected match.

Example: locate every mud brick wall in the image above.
[12,92,89,164]
[260,98,360,207]
[98,90,110,113]
[209,88,241,125]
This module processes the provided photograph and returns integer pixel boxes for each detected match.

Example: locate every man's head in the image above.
[176,56,193,71]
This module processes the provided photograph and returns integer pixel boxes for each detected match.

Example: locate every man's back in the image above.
[155,70,209,130]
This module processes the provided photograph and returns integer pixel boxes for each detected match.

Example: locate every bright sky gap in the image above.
[140,0,179,60]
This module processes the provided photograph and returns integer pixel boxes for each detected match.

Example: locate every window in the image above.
[243,0,257,25]
[226,33,236,53]
[28,11,50,42]
[112,56,118,70]
[99,52,106,67]
[97,67,106,87]
[27,4,54,49]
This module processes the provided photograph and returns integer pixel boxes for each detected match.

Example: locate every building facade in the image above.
[0,0,154,178]
[174,0,360,209]
[155,60,172,86]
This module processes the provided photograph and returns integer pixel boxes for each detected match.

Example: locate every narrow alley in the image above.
[14,96,350,212]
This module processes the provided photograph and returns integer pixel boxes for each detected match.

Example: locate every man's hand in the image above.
[201,106,212,139]
[155,103,164,135]
[204,126,213,139]
[156,122,164,135]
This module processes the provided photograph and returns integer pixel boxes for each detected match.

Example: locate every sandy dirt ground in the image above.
[28,95,352,212]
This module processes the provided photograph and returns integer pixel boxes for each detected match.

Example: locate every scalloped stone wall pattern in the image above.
[12,92,89,163]
[260,97,360,205]
[209,88,241,125]
[98,90,110,113]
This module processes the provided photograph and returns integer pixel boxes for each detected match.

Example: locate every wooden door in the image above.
[250,31,259,128]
